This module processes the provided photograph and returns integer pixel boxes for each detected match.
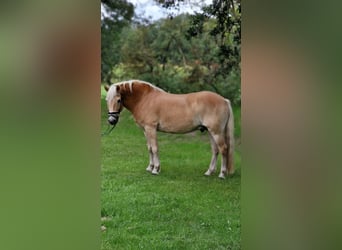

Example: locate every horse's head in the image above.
[104,84,123,126]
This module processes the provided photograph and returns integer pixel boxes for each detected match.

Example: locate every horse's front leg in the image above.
[144,126,160,175]
[145,143,154,173]
[144,129,154,172]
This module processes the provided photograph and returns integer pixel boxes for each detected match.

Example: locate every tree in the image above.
[101,0,134,82]
[154,0,241,104]
[121,24,158,75]
[152,15,191,68]
[188,0,241,73]
[187,0,241,104]
[106,1,241,104]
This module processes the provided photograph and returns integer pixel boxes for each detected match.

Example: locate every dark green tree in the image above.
[121,24,158,75]
[188,0,241,74]
[101,0,134,82]
[152,15,191,68]
[154,0,241,104]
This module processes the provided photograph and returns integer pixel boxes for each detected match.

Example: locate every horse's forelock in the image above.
[105,84,118,101]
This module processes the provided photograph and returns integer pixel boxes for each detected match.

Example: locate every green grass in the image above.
[101,96,241,249]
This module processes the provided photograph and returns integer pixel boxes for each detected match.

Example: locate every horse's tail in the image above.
[225,99,235,175]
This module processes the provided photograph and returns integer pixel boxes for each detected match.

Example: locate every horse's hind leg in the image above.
[210,132,228,179]
[204,134,219,176]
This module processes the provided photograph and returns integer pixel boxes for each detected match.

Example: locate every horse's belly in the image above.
[157,119,200,133]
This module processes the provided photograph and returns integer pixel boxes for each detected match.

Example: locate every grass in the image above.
[101,95,241,249]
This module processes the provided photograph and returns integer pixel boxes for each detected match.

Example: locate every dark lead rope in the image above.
[101,124,116,136]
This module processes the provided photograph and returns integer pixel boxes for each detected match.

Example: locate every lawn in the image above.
[101,93,241,249]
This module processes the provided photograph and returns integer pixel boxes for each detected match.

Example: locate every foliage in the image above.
[102,0,241,106]
[119,13,240,104]
[101,0,134,81]
[187,0,241,104]
[194,0,241,72]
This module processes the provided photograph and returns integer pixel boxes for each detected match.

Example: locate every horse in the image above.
[104,80,234,179]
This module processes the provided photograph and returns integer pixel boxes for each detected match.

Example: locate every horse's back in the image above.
[148,90,228,116]
[154,90,225,105]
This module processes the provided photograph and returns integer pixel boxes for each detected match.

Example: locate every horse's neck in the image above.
[122,83,152,113]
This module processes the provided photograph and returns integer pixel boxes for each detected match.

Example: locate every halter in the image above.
[101,111,121,136]
[108,111,120,120]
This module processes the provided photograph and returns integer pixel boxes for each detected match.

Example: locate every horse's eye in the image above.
[117,99,121,103]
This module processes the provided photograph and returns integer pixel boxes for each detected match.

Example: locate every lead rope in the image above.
[102,111,120,136]
[101,124,116,137]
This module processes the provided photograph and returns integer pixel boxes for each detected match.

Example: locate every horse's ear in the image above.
[116,85,120,92]
[104,84,110,92]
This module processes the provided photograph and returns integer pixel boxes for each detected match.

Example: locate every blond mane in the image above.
[106,80,164,102]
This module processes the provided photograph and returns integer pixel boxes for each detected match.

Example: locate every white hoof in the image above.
[219,173,226,179]
[151,166,160,175]
[204,170,212,176]
[152,169,159,175]
[146,165,153,172]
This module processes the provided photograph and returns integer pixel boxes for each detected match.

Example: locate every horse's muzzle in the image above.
[108,112,120,126]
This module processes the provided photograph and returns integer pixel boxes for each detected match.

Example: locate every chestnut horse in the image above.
[104,80,234,178]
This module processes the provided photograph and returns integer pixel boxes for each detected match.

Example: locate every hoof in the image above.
[228,169,235,175]
[152,167,160,175]
[146,165,153,172]
[152,170,159,175]
[204,170,212,176]
[218,173,226,179]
